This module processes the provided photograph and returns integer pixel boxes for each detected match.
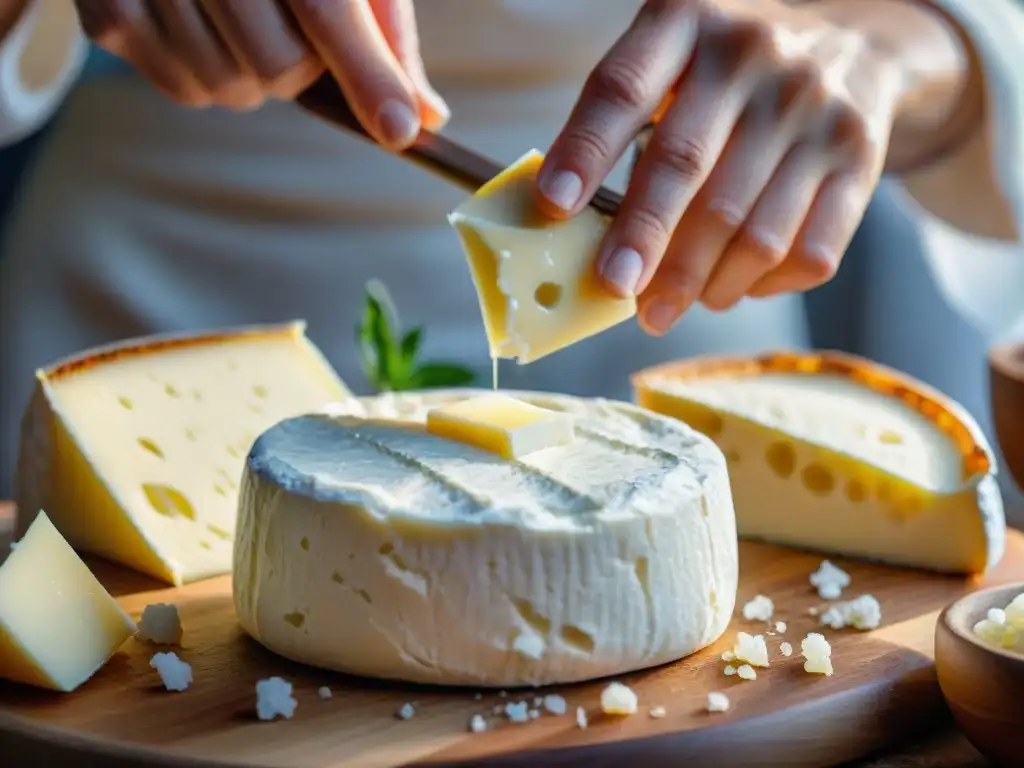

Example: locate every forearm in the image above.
[806,0,982,173]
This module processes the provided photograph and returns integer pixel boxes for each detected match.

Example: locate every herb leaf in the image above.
[408,363,477,389]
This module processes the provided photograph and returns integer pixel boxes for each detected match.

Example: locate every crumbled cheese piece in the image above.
[721,650,735,662]
[780,641,793,657]
[469,714,487,733]
[706,692,730,713]
[988,608,1007,625]
[724,665,737,676]
[801,633,834,676]
[600,682,638,715]
[810,560,851,599]
[499,690,508,698]
[473,692,483,700]
[736,664,757,680]
[820,594,882,631]
[528,709,541,720]
[318,686,332,700]
[1007,593,1024,625]
[512,632,545,659]
[742,594,774,622]
[774,621,787,633]
[543,694,567,715]
[973,591,1024,653]
[255,677,297,720]
[150,651,192,692]
[137,603,183,645]
[576,706,588,729]
[492,704,504,715]
[396,702,416,720]
[731,632,770,667]
[505,701,530,723]
[808,607,820,616]
[649,706,667,718]
[533,696,542,707]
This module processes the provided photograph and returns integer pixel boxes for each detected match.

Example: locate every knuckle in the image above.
[587,57,658,112]
[780,59,829,112]
[704,16,774,68]
[795,249,839,284]
[625,205,677,248]
[74,0,134,44]
[649,133,709,183]
[742,230,787,268]
[560,123,617,168]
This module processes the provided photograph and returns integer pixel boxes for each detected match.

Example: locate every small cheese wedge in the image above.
[632,351,1006,573]
[234,389,737,688]
[426,393,574,458]
[0,512,136,692]
[16,322,350,585]
[448,149,636,364]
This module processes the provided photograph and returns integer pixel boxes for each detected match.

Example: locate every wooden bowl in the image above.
[989,342,1024,490]
[935,582,1024,767]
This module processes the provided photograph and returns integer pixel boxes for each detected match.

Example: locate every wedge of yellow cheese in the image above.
[426,393,575,459]
[16,322,350,585]
[0,512,136,692]
[632,352,1006,574]
[448,150,636,364]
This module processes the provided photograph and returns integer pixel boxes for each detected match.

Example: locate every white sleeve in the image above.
[0,0,87,146]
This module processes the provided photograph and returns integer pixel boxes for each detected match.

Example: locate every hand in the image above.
[73,0,449,149]
[536,0,903,335]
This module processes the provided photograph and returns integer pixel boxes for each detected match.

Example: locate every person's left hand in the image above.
[535,0,903,335]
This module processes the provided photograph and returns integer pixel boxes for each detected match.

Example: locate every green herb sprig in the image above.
[357,279,477,392]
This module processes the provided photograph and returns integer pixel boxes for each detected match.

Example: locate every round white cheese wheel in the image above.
[233,390,738,687]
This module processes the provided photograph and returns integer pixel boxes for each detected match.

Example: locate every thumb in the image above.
[369,0,450,131]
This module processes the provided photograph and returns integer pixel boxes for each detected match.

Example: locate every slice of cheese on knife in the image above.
[632,351,1006,574]
[448,149,636,364]
[16,322,350,585]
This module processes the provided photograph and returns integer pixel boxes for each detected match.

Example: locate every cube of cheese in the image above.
[426,394,574,459]
[0,512,136,692]
[16,322,350,585]
[448,150,636,364]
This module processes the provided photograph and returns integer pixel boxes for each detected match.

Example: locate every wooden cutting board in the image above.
[2,501,1023,768]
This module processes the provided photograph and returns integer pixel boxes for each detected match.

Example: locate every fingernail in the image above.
[418,83,451,128]
[642,299,680,335]
[600,247,643,296]
[538,168,583,211]
[376,99,420,146]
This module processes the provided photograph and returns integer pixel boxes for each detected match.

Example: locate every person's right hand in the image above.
[72,0,449,149]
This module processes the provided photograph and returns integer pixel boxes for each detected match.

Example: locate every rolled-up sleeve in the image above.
[0,0,86,146]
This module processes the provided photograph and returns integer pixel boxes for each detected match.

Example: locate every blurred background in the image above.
[0,0,1020,524]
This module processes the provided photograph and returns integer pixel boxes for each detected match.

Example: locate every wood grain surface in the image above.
[0,502,1007,768]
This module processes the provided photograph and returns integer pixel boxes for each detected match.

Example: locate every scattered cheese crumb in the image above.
[528,709,541,720]
[988,608,1007,624]
[774,621,787,634]
[396,702,416,720]
[973,591,1024,653]
[512,632,545,659]
[649,706,667,718]
[706,692,730,713]
[255,677,297,721]
[780,641,793,657]
[533,696,542,707]
[473,692,483,700]
[810,560,851,600]
[317,686,332,700]
[499,690,508,698]
[742,594,774,622]
[505,701,529,723]
[600,682,638,715]
[543,694,567,715]
[576,706,588,729]
[731,632,770,667]
[492,704,504,715]
[469,714,487,733]
[801,633,834,676]
[820,594,882,631]
[736,664,757,680]
[137,603,183,645]
[724,665,737,676]
[150,652,192,692]
[808,607,820,617]
[721,650,735,662]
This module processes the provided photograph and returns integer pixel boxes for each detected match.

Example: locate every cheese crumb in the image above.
[576,706,588,729]
[543,694,567,715]
[723,665,736,676]
[731,631,770,667]
[473,692,483,700]
[820,594,882,631]
[774,621,787,633]
[736,664,757,680]
[505,701,529,723]
[255,677,297,721]
[780,641,793,657]
[808,607,820,617]
[317,686,332,700]
[469,714,487,733]
[528,709,541,720]
[396,702,416,720]
[600,682,638,715]
[706,692,730,713]
[973,591,1024,653]
[512,632,545,659]
[137,603,183,645]
[742,594,774,622]
[721,650,735,662]
[649,706,667,718]
[810,560,851,600]
[150,651,192,692]
[801,633,834,675]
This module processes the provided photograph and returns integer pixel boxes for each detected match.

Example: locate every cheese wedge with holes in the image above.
[0,512,136,692]
[632,352,1006,573]
[16,322,350,585]
[234,390,737,687]
[448,150,636,363]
